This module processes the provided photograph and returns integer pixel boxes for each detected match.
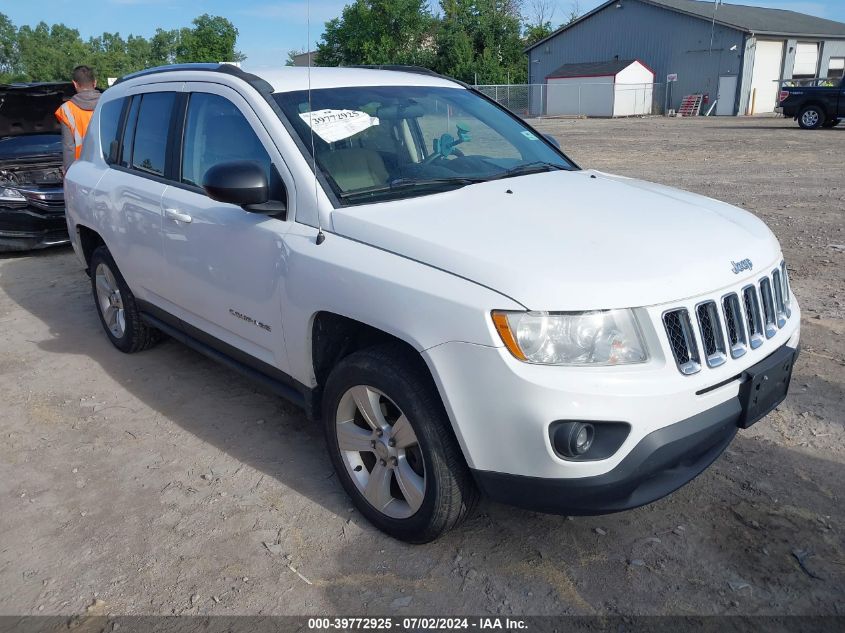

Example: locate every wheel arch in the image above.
[311,311,427,389]
[309,312,454,430]
[798,101,830,120]
[76,224,106,271]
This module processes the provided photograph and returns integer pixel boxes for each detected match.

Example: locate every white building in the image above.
[545,59,655,116]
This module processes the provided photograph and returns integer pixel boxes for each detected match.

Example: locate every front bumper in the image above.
[423,261,801,505]
[0,204,69,252]
[473,342,798,515]
[473,397,740,514]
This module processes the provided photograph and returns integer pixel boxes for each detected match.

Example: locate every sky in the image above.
[4,0,845,69]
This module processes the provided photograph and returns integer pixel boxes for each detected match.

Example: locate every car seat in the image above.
[321,148,390,192]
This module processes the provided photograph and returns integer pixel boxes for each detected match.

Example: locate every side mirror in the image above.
[543,133,561,149]
[202,160,285,215]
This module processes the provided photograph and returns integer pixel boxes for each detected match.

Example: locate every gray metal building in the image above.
[525,0,845,115]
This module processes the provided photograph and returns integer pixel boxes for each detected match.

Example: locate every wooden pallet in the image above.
[678,94,703,117]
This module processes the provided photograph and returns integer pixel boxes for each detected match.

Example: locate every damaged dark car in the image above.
[0,82,72,252]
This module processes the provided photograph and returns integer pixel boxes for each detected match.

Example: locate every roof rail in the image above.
[348,64,470,89]
[113,63,222,85]
[112,63,275,96]
[350,65,441,76]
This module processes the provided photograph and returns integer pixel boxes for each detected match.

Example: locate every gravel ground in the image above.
[0,116,843,617]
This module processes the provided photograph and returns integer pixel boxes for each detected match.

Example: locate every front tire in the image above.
[798,105,825,129]
[322,344,478,542]
[822,118,840,128]
[90,246,160,353]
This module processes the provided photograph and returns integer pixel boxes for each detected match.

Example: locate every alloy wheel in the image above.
[95,262,126,338]
[335,385,426,519]
[801,110,819,128]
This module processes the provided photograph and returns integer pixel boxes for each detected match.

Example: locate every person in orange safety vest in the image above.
[55,65,100,173]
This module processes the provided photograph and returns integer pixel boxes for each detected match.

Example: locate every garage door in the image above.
[750,40,784,114]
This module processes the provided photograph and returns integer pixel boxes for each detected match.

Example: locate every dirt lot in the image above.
[1,116,843,617]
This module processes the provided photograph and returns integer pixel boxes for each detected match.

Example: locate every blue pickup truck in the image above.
[777,77,845,129]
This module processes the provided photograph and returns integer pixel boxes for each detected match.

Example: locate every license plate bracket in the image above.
[737,345,796,429]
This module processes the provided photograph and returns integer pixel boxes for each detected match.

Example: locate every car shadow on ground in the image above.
[1,248,843,614]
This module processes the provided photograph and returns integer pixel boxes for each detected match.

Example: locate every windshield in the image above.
[0,134,62,160]
[273,86,575,204]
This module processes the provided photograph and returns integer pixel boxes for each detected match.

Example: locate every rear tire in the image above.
[322,344,479,543]
[797,105,825,129]
[90,246,161,353]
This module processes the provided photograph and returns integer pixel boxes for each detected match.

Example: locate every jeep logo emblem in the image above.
[731,258,753,274]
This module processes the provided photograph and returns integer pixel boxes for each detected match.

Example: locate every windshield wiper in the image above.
[492,161,566,180]
[339,176,484,201]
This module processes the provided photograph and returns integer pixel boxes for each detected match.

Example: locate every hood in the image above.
[0,82,74,137]
[330,169,781,310]
[70,88,100,111]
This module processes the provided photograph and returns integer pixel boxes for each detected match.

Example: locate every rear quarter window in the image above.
[99,98,125,164]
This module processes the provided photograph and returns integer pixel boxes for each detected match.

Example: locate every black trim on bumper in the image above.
[0,205,68,251]
[472,398,741,515]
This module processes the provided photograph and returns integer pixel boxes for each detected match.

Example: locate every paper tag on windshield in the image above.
[300,109,380,143]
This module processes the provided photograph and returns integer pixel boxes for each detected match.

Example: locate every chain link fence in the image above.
[476,83,669,118]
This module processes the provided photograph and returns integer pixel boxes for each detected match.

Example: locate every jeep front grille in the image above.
[662,309,701,375]
[759,277,777,339]
[742,285,765,350]
[722,294,747,359]
[695,301,727,367]
[663,265,792,375]
[771,269,787,327]
[780,262,792,318]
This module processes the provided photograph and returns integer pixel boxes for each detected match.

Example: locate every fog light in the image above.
[555,421,594,458]
[550,420,630,461]
[575,424,593,453]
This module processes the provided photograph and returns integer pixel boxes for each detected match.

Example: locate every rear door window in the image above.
[130,92,176,176]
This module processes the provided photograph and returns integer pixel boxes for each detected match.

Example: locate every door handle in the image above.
[165,208,192,223]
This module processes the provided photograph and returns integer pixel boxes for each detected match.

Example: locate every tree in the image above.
[126,34,152,71]
[0,13,246,83]
[434,0,526,84]
[87,32,130,79]
[16,22,89,81]
[286,49,305,66]
[565,0,581,25]
[523,22,552,46]
[523,0,554,46]
[0,12,20,80]
[176,14,245,63]
[150,28,180,66]
[315,0,437,67]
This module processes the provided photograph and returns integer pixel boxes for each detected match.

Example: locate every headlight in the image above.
[0,187,26,204]
[492,309,648,366]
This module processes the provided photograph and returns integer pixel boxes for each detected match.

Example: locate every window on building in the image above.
[792,42,819,78]
[828,57,845,80]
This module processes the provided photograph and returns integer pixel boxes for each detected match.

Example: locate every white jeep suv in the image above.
[64,64,800,542]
